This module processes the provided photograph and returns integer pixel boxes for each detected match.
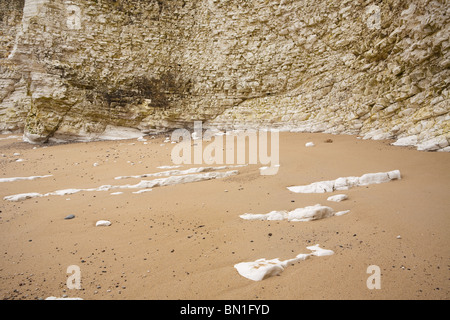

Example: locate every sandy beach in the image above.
[0,131,448,300]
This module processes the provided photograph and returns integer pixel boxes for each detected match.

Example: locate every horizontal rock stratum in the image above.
[0,0,449,151]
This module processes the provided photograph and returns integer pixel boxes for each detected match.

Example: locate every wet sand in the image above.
[0,132,449,300]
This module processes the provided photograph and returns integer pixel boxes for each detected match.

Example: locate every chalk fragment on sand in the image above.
[240,210,288,221]
[45,297,83,300]
[287,170,401,193]
[288,205,336,221]
[0,175,52,183]
[47,189,83,196]
[115,165,243,180]
[335,210,350,216]
[4,171,238,201]
[305,142,315,147]
[123,170,238,189]
[307,244,335,257]
[234,244,334,281]
[259,164,280,175]
[157,165,181,169]
[3,193,43,202]
[132,189,152,194]
[240,204,344,222]
[327,194,348,202]
[96,220,111,227]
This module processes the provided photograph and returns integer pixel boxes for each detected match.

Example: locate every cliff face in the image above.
[0,0,449,150]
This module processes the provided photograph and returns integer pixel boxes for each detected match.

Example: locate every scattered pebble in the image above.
[64,214,76,220]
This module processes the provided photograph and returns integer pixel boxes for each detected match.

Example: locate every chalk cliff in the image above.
[0,0,449,151]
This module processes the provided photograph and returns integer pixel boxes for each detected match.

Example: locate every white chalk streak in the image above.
[0,175,52,183]
[132,189,153,194]
[3,193,43,202]
[45,297,83,300]
[4,171,238,201]
[240,204,344,222]
[327,194,348,202]
[156,165,181,169]
[114,165,245,180]
[287,170,401,193]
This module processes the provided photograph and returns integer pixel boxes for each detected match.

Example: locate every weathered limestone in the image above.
[0,0,448,151]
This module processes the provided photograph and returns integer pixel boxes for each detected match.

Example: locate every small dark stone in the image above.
[64,214,76,220]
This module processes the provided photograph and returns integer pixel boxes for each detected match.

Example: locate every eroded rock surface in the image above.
[0,0,448,150]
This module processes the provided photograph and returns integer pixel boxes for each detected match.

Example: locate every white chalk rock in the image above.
[4,193,42,202]
[96,220,111,227]
[240,204,343,222]
[45,297,83,300]
[240,210,288,221]
[306,244,335,257]
[132,189,153,194]
[234,245,333,281]
[0,175,52,183]
[156,165,181,169]
[359,172,391,186]
[335,210,350,216]
[288,170,401,193]
[287,180,335,193]
[327,194,349,202]
[392,135,418,147]
[234,258,287,281]
[4,170,239,202]
[287,205,335,222]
